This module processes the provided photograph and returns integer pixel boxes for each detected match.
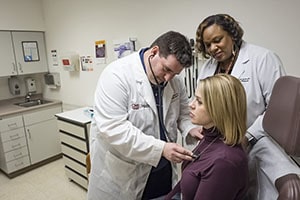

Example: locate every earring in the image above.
[232,44,236,57]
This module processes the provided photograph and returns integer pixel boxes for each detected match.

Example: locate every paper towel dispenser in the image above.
[44,73,61,88]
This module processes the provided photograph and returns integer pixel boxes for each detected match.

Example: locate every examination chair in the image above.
[248,76,300,200]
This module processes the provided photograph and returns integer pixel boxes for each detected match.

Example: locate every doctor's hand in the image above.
[162,143,194,164]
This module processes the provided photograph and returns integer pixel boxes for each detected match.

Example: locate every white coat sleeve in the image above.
[247,51,286,139]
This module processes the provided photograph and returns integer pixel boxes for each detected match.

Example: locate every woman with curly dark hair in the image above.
[195,14,300,200]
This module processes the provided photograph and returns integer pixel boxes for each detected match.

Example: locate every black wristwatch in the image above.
[246,133,258,147]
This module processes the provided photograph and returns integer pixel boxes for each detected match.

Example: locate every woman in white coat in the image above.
[87,31,202,200]
[195,14,300,200]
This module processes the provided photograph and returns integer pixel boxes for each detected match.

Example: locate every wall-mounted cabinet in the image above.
[0,31,48,77]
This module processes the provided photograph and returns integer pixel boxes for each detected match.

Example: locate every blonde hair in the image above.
[198,74,247,145]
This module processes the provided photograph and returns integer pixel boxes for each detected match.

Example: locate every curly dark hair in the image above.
[196,14,244,59]
[150,31,192,68]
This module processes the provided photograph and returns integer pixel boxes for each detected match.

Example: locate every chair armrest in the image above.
[275,173,300,200]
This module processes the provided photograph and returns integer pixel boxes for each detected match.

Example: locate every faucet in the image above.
[25,92,32,102]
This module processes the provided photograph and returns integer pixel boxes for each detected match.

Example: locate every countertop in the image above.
[55,107,93,125]
[0,94,62,118]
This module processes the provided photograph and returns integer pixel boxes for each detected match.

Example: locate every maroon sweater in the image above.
[166,128,248,200]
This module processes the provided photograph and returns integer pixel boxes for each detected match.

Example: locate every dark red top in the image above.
[166,128,248,200]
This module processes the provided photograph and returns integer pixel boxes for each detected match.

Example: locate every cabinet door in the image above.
[12,31,48,74]
[25,118,61,164]
[0,31,16,76]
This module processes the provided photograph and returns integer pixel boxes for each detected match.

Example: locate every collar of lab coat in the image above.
[206,41,250,78]
[231,41,250,77]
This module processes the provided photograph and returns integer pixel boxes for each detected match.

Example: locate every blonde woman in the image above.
[166,74,248,200]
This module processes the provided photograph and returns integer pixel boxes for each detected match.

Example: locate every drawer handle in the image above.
[10,134,20,140]
[8,122,18,129]
[14,152,23,158]
[11,143,21,148]
[15,161,24,167]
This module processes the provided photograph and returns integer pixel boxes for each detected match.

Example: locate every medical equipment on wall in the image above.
[44,73,61,89]
[60,53,80,71]
[184,39,205,98]
[129,37,137,52]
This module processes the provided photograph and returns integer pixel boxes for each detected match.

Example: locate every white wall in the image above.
[0,0,45,31]
[1,0,300,108]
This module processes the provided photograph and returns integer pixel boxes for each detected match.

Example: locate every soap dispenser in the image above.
[8,77,21,95]
[25,78,37,93]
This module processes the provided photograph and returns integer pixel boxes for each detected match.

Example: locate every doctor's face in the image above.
[147,53,183,85]
[189,89,214,129]
[202,24,234,63]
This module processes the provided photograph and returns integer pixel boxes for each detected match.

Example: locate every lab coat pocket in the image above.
[104,151,136,188]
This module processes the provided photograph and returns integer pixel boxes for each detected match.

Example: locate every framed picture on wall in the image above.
[22,41,40,62]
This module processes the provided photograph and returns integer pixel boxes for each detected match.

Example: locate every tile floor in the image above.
[0,158,87,200]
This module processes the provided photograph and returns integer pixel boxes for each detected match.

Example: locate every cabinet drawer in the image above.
[57,120,86,139]
[61,144,86,164]
[63,156,87,178]
[5,156,30,173]
[23,106,62,125]
[2,137,27,153]
[60,133,88,152]
[65,167,88,189]
[1,128,25,143]
[4,146,29,162]
[0,116,23,131]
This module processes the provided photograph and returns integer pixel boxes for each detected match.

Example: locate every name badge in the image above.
[131,103,150,110]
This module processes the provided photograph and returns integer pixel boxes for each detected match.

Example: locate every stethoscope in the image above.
[148,54,170,139]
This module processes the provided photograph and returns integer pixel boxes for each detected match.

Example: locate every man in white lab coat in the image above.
[87,31,202,200]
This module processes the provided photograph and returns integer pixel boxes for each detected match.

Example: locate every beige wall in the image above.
[0,0,300,108]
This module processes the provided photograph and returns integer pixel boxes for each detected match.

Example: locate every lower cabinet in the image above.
[0,104,62,177]
[23,106,62,164]
[55,107,91,189]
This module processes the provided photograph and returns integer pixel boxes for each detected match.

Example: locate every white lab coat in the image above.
[198,41,300,199]
[87,51,196,200]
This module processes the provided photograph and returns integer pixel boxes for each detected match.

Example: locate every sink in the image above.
[14,99,52,107]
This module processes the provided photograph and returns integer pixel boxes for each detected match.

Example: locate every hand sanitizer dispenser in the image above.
[8,77,21,95]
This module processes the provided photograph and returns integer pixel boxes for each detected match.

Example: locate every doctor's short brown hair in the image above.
[150,31,192,68]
